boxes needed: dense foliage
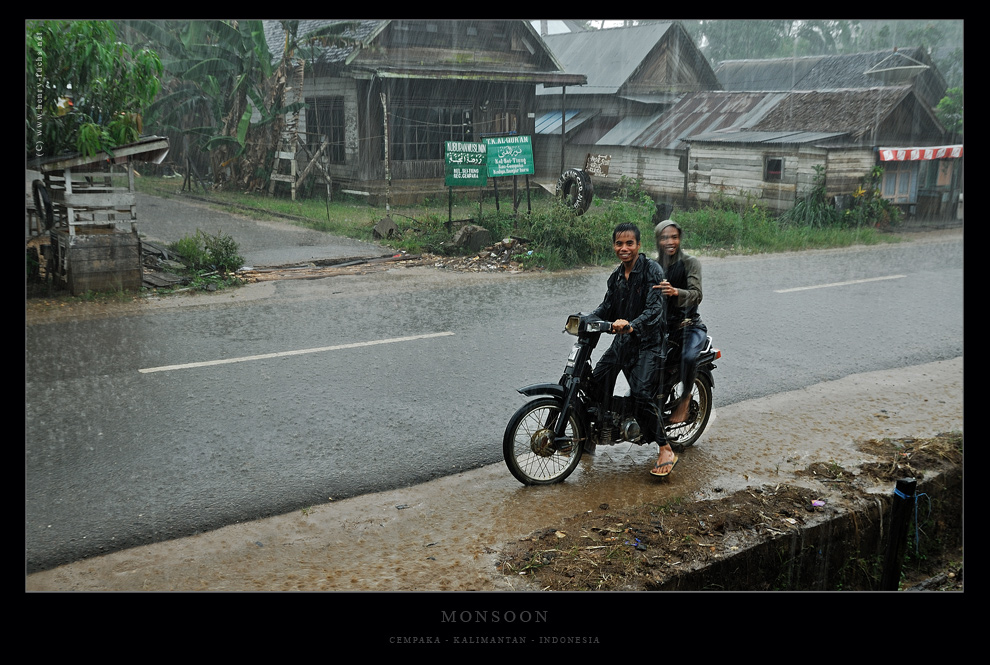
[27,20,163,158]
[121,19,357,192]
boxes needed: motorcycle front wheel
[503,397,584,485]
[664,374,713,450]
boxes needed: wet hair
[612,222,641,243]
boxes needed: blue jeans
[672,324,707,401]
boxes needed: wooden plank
[58,192,136,208]
[61,231,143,294]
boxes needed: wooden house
[532,21,720,184]
[680,86,949,213]
[566,44,959,218]
[615,85,950,214]
[263,20,585,204]
[690,48,961,217]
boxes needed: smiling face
[613,230,641,269]
[657,225,681,258]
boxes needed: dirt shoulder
[498,432,962,591]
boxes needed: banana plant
[126,19,358,191]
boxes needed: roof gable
[264,19,575,82]
[538,21,718,96]
[541,23,673,95]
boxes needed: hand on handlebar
[612,319,632,334]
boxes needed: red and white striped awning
[879,145,963,161]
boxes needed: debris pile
[431,236,537,273]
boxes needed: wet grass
[134,175,901,270]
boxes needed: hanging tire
[32,180,54,231]
[555,168,594,215]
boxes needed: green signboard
[483,134,534,177]
[444,141,488,187]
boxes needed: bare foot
[669,399,689,424]
[650,443,678,477]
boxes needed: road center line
[775,274,905,293]
[138,331,456,374]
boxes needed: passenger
[654,220,708,425]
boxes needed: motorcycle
[503,312,720,485]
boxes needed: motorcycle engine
[619,417,640,441]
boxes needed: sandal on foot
[650,455,679,477]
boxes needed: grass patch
[134,174,900,271]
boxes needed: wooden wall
[535,136,878,213]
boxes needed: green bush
[167,230,243,273]
[203,230,244,273]
[512,179,656,270]
[522,202,614,269]
[168,232,210,270]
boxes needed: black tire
[32,180,54,231]
[503,397,584,485]
[555,168,594,215]
[664,373,713,450]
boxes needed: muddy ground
[498,433,962,591]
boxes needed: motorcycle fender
[517,383,566,399]
[698,366,715,388]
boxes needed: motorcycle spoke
[504,399,583,484]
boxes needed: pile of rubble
[431,236,537,273]
[377,218,538,273]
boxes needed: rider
[654,219,707,425]
[589,222,678,477]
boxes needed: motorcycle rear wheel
[503,397,584,485]
[664,374,713,450]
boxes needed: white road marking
[775,274,905,293]
[138,332,455,374]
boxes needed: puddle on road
[492,441,711,530]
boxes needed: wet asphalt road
[24,193,964,573]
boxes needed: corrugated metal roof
[685,129,846,145]
[714,56,825,91]
[629,91,789,151]
[534,110,592,135]
[263,20,583,85]
[596,113,666,146]
[623,87,918,151]
[536,22,674,96]
[715,48,933,92]
[618,92,684,105]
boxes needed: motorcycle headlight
[564,315,581,336]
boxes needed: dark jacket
[592,254,666,348]
[655,219,704,329]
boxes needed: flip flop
[650,454,679,477]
